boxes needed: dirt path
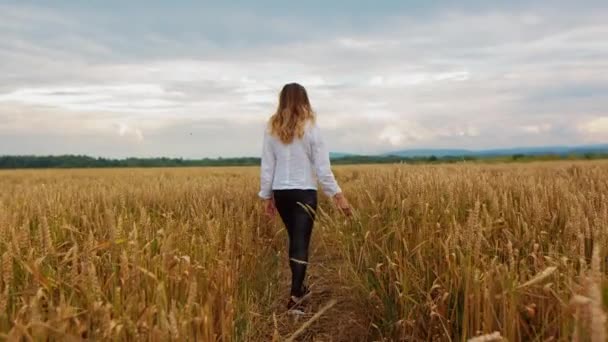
[264,226,370,341]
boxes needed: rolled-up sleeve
[258,130,276,199]
[311,125,342,197]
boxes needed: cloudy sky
[1,0,607,158]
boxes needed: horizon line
[1,142,607,160]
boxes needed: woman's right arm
[258,129,276,200]
[311,125,352,215]
[310,124,342,197]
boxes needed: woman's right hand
[333,193,352,217]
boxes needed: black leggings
[273,189,317,297]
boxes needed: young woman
[258,83,351,314]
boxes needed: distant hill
[383,149,473,158]
[329,152,355,159]
[2,144,608,169]
[385,144,608,158]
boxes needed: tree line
[1,153,607,169]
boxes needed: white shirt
[258,122,342,199]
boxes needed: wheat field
[0,162,607,341]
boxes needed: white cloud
[117,123,144,142]
[0,84,185,113]
[434,71,470,82]
[579,117,608,141]
[459,126,480,137]
[379,126,403,146]
[521,124,552,134]
[368,70,470,87]
[336,37,400,50]
[378,121,439,147]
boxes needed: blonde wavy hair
[269,83,316,144]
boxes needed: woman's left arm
[258,129,276,200]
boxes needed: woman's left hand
[263,199,277,218]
